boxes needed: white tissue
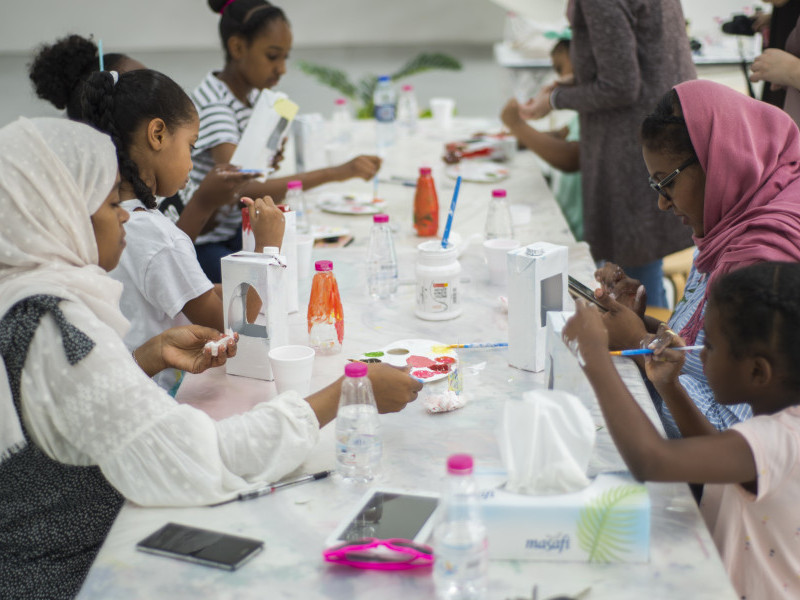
[499,390,595,495]
[204,329,235,357]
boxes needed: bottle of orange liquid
[414,167,439,237]
[307,260,344,354]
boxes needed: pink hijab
[675,80,800,343]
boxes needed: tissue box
[545,311,595,409]
[507,242,569,372]
[222,251,289,380]
[480,473,650,563]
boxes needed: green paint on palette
[364,351,384,357]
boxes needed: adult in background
[522,0,696,307]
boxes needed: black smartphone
[568,276,608,312]
[136,523,263,571]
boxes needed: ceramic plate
[310,224,351,240]
[317,192,386,215]
[445,162,509,183]
[352,338,458,383]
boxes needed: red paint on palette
[429,363,450,373]
[413,369,436,379]
[435,356,456,364]
[406,355,434,368]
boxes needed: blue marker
[610,345,704,357]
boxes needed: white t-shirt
[701,406,800,600]
[109,199,214,391]
[21,298,319,506]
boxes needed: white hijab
[0,117,129,459]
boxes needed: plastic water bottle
[484,189,513,240]
[330,97,353,147]
[434,454,489,600]
[373,75,397,153]
[397,84,419,136]
[285,180,310,234]
[335,362,382,482]
[307,260,344,354]
[367,213,398,299]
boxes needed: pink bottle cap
[315,260,333,272]
[345,362,368,378]
[287,180,303,190]
[447,454,474,475]
[402,84,414,91]
[334,98,347,105]
[492,189,507,198]
[373,214,389,223]
[419,167,432,176]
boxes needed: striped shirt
[653,255,753,438]
[183,71,259,244]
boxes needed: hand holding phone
[568,276,608,312]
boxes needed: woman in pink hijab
[593,79,800,438]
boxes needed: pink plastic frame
[322,538,434,571]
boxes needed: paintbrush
[610,345,703,357]
[432,342,508,352]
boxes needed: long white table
[77,120,736,599]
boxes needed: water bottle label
[375,104,396,123]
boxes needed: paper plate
[352,338,458,383]
[310,224,351,240]
[317,192,386,215]
[445,162,509,183]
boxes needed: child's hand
[243,196,286,250]
[594,262,646,317]
[161,325,238,374]
[518,82,556,121]
[500,98,524,129]
[366,363,423,414]
[195,165,260,211]
[338,155,382,181]
[562,298,609,363]
[643,324,686,387]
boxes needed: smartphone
[136,523,263,571]
[568,276,608,312]
[326,488,439,547]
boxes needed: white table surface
[77,120,736,600]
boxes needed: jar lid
[315,260,333,272]
[447,454,474,475]
[344,362,368,378]
[287,180,303,190]
[492,189,507,198]
[373,214,389,223]
[419,167,432,176]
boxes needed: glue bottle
[307,260,344,354]
[434,454,489,600]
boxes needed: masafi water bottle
[285,180,310,234]
[484,189,513,240]
[397,84,419,136]
[434,454,489,600]
[335,362,382,482]
[331,97,353,147]
[367,213,398,299]
[373,75,397,153]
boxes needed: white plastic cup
[483,238,521,286]
[268,345,315,395]
[430,97,455,130]
[296,234,314,280]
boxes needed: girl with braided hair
[592,80,800,438]
[30,37,286,392]
[564,261,800,600]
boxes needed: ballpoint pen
[610,345,704,357]
[210,470,332,506]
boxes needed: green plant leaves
[389,52,462,80]
[296,61,358,99]
[576,484,646,563]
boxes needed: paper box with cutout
[231,89,299,172]
[507,242,569,372]
[222,251,288,380]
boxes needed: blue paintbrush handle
[441,176,461,249]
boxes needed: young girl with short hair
[564,261,800,599]
[187,0,382,281]
[30,39,284,392]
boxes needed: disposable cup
[296,234,314,279]
[483,238,521,286]
[430,97,455,130]
[268,345,315,396]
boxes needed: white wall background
[0,0,766,55]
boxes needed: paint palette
[317,192,386,215]
[445,162,509,183]
[352,339,458,383]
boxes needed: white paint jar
[415,240,462,320]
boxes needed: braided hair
[208,0,288,62]
[710,262,800,391]
[78,70,196,209]
[640,89,697,160]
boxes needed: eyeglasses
[323,538,434,571]
[648,156,698,199]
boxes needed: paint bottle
[307,260,344,354]
[415,240,462,321]
[414,167,439,237]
